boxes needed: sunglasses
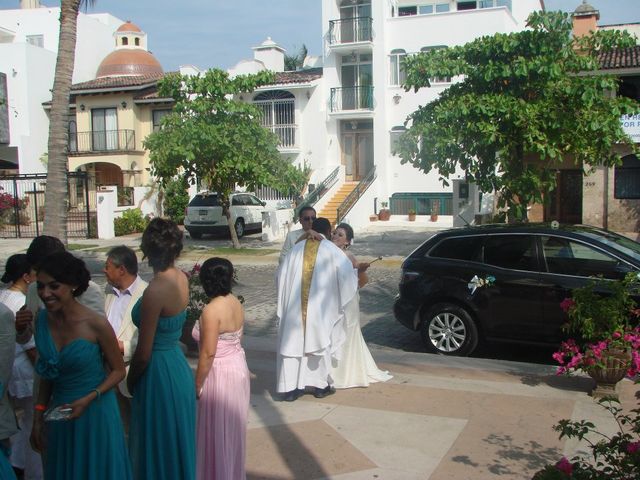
[302,216,316,221]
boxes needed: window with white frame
[26,34,44,48]
[389,49,407,86]
[420,45,451,84]
[457,0,511,11]
[253,91,296,148]
[396,2,450,16]
[390,126,407,155]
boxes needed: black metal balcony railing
[329,17,373,45]
[330,86,374,112]
[69,129,136,153]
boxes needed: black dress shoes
[313,386,335,399]
[283,389,302,402]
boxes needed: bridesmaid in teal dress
[128,218,196,480]
[31,252,132,479]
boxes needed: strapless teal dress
[129,298,196,480]
[34,311,132,480]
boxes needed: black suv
[393,224,640,356]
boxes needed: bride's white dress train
[332,293,392,388]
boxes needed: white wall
[0,6,122,174]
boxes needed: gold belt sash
[301,239,320,333]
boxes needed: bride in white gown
[330,223,392,389]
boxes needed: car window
[484,235,537,271]
[247,195,263,206]
[542,235,628,279]
[189,194,219,207]
[231,195,244,206]
[428,236,483,262]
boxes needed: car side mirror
[614,262,633,274]
[261,201,266,207]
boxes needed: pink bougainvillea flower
[555,457,573,475]
[560,298,576,313]
[626,441,640,454]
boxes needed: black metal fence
[0,172,95,238]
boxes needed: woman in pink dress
[193,258,250,480]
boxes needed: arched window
[134,38,140,46]
[253,91,296,148]
[122,37,128,46]
[614,154,640,199]
[420,45,451,83]
[389,49,407,86]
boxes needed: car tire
[420,303,478,356]
[234,218,245,238]
[187,230,202,239]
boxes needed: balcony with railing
[265,124,299,150]
[328,17,373,48]
[329,86,374,113]
[69,130,136,154]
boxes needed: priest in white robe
[276,218,358,401]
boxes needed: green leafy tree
[162,176,190,224]
[144,69,307,248]
[398,11,639,221]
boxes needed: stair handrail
[295,166,340,220]
[336,166,377,224]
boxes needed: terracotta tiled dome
[96,49,163,78]
[117,21,142,33]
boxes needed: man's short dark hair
[311,217,332,238]
[107,245,139,276]
[26,235,65,269]
[299,206,316,218]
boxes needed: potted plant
[377,201,391,221]
[430,200,439,222]
[408,209,416,222]
[553,272,640,398]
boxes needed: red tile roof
[598,45,640,70]
[272,68,323,85]
[70,73,165,91]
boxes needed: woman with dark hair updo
[128,218,195,480]
[30,251,131,479]
[0,255,42,479]
[330,223,392,389]
[192,257,249,480]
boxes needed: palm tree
[44,0,93,242]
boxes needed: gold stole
[301,239,320,333]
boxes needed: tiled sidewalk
[239,335,637,480]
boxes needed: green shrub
[114,208,149,236]
[163,177,190,225]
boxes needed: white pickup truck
[183,191,266,239]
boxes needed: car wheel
[420,303,478,356]
[234,218,245,238]
[187,230,202,240]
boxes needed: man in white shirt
[276,218,358,401]
[278,206,317,269]
[104,246,147,426]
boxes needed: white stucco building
[0,0,123,174]
[231,1,544,228]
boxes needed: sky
[0,0,638,72]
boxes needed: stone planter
[369,214,378,222]
[586,349,631,399]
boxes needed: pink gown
[193,324,250,480]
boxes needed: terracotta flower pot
[369,214,378,222]
[378,209,391,221]
[408,213,416,221]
